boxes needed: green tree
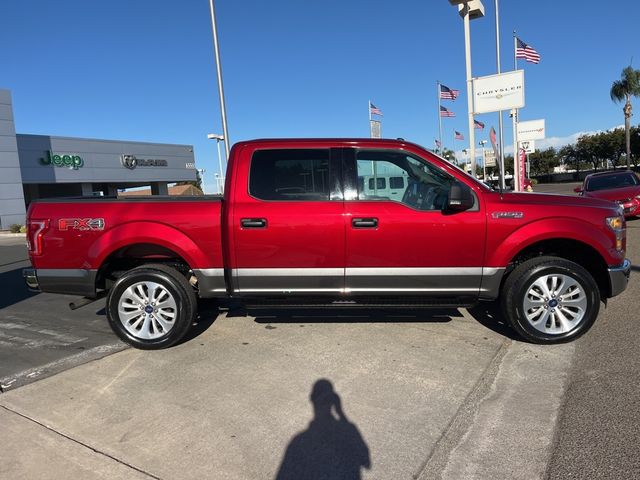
[610,66,640,168]
[529,147,559,176]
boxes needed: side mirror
[448,183,475,212]
[573,186,583,194]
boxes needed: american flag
[455,131,464,141]
[435,139,442,149]
[369,102,383,116]
[490,127,497,150]
[516,38,541,64]
[440,84,460,100]
[474,119,485,130]
[440,106,455,117]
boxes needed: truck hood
[583,185,640,202]
[496,192,619,212]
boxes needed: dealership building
[0,88,197,228]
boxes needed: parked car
[575,170,640,218]
[23,139,630,349]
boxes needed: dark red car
[575,170,640,218]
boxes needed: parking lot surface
[0,182,636,479]
[0,236,126,391]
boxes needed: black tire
[106,264,197,349]
[501,256,600,344]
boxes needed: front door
[343,148,487,296]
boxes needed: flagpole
[437,81,444,155]
[512,31,520,191]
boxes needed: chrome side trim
[608,259,631,298]
[236,288,344,293]
[36,269,97,297]
[192,268,227,298]
[346,267,483,276]
[236,268,343,277]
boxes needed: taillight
[27,219,49,256]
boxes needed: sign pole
[463,5,477,178]
[512,31,521,191]
[437,81,444,154]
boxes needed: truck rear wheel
[106,264,197,349]
[501,256,600,344]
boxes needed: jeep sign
[39,151,84,170]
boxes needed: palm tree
[610,66,640,169]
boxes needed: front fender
[486,217,618,267]
[87,221,210,269]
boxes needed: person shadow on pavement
[275,379,371,480]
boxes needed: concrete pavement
[0,304,576,479]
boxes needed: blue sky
[2,0,637,192]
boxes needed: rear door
[343,148,487,296]
[230,146,345,294]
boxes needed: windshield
[586,173,639,192]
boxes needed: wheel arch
[501,237,611,299]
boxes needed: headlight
[606,215,625,252]
[606,215,624,231]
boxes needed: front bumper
[23,268,40,291]
[608,259,631,297]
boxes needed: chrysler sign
[121,154,168,169]
[472,70,525,114]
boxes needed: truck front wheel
[501,256,600,344]
[106,264,197,349]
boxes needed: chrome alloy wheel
[522,273,588,335]
[117,281,177,340]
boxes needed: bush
[531,178,539,185]
[9,224,23,233]
[19,225,27,233]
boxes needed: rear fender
[88,221,209,269]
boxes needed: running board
[241,295,477,309]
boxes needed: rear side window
[249,149,330,201]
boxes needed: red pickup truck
[23,139,630,349]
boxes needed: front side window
[250,149,330,201]
[356,150,457,211]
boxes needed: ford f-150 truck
[23,139,631,349]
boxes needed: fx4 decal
[58,218,105,231]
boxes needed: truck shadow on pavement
[274,378,371,480]
[0,267,39,309]
[248,304,522,341]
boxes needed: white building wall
[0,89,26,228]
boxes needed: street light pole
[479,140,487,180]
[462,4,477,178]
[208,0,230,159]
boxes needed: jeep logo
[39,151,84,170]
[121,154,168,169]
